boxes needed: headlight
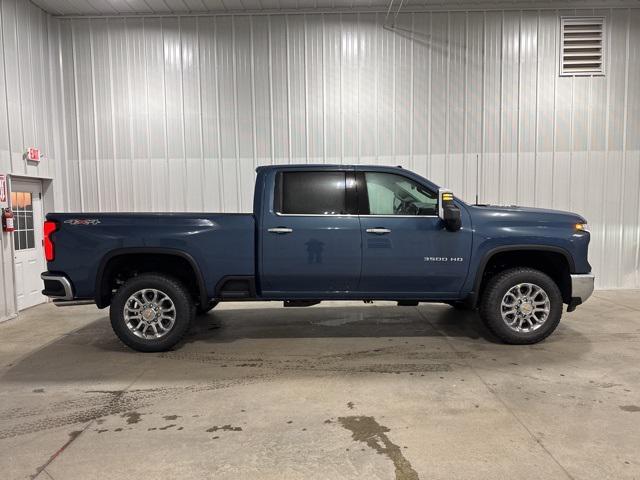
[575,223,589,232]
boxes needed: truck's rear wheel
[110,273,195,352]
[479,267,563,344]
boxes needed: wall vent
[560,17,605,76]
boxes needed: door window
[10,192,35,250]
[276,171,349,215]
[363,172,437,216]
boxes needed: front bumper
[567,273,595,311]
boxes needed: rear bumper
[41,272,74,300]
[567,273,595,311]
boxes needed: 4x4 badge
[64,219,101,225]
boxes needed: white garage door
[11,181,46,311]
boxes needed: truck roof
[255,164,440,192]
[255,164,406,172]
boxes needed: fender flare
[470,244,575,306]
[94,247,208,308]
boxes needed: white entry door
[11,181,46,310]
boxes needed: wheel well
[476,250,571,305]
[96,253,206,308]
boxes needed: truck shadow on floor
[185,303,494,344]
[1,304,590,385]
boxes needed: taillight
[44,221,58,261]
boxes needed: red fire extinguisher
[2,208,15,233]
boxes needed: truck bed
[46,212,255,302]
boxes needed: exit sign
[26,147,41,162]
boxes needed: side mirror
[438,188,462,232]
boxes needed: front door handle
[366,228,391,235]
[268,227,293,234]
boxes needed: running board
[53,299,95,307]
[283,300,321,307]
[397,300,419,306]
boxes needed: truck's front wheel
[110,273,195,352]
[479,267,563,344]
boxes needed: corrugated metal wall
[1,4,638,323]
[55,8,640,289]
[0,0,65,321]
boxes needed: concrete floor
[0,292,639,480]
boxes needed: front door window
[363,172,438,216]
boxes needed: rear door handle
[268,227,293,234]
[366,228,391,235]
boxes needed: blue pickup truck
[41,165,594,352]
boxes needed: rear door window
[277,171,349,215]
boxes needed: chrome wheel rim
[124,289,176,340]
[500,283,550,333]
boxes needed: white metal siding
[0,0,65,322]
[54,9,640,289]
[26,0,640,15]
[1,5,639,324]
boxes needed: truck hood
[468,204,587,224]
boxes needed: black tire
[110,273,195,352]
[479,267,563,344]
[197,301,219,315]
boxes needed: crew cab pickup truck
[41,165,594,352]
